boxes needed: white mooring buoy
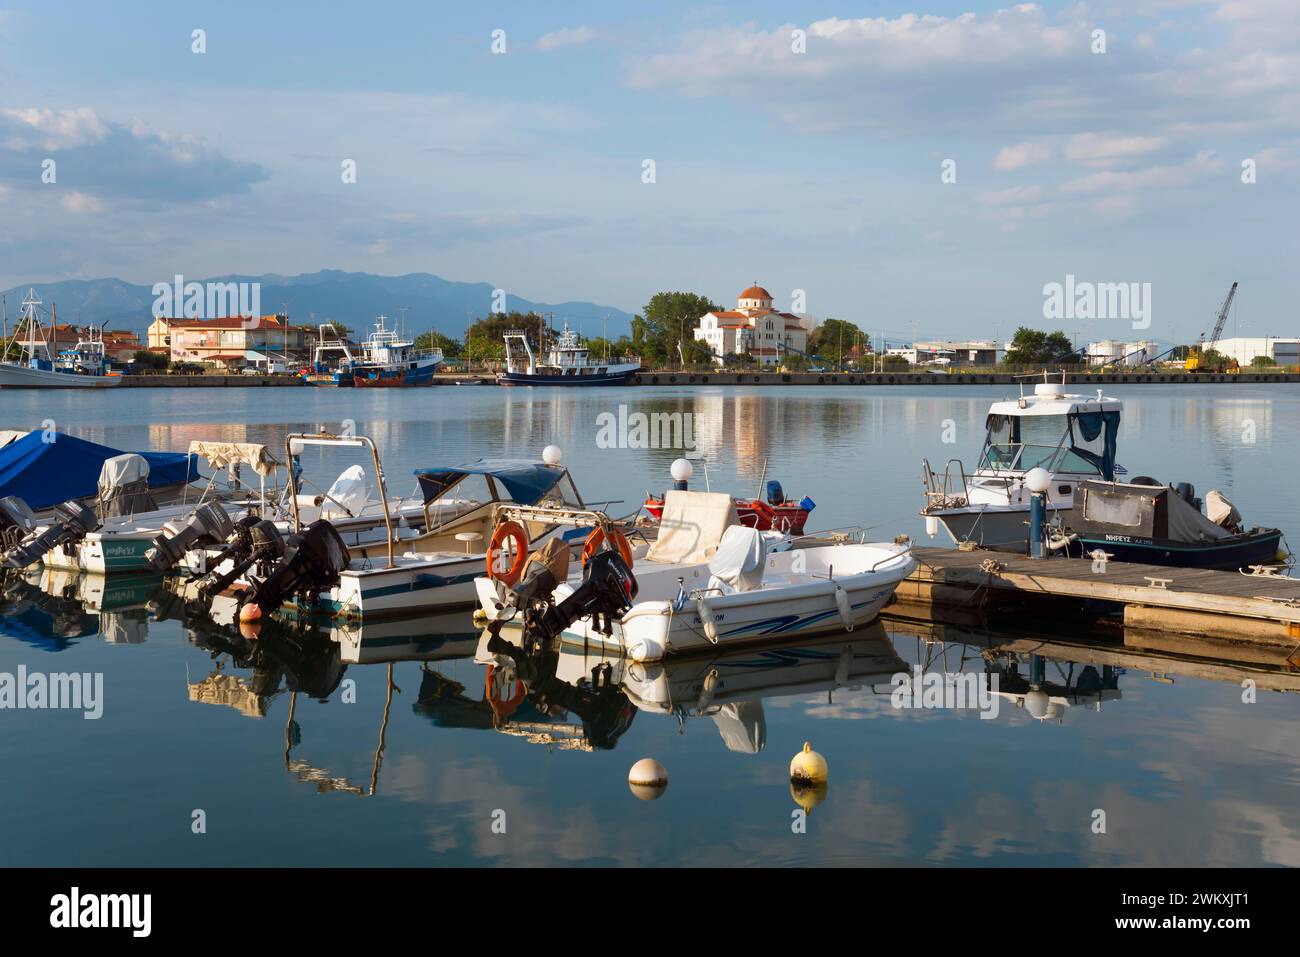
[628,758,669,801]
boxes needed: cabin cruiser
[921,375,1123,552]
[499,322,640,386]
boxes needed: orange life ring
[486,520,529,586]
[745,499,776,528]
[581,526,633,569]
[485,664,526,720]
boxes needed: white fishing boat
[477,491,916,662]
[0,290,123,389]
[499,322,640,386]
[921,372,1125,551]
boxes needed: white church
[693,284,810,366]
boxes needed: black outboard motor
[2,500,99,569]
[145,502,236,572]
[1174,482,1201,512]
[510,548,638,648]
[0,496,40,551]
[234,520,351,620]
[197,519,288,598]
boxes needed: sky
[0,0,1296,345]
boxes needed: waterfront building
[146,314,309,370]
[1213,337,1300,367]
[693,284,809,366]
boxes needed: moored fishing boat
[921,373,1125,552]
[349,315,443,387]
[0,290,123,389]
[499,322,639,386]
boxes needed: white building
[1213,337,1300,367]
[694,284,810,366]
[913,340,1003,366]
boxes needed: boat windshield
[979,411,1119,477]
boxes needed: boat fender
[834,583,854,632]
[695,595,720,643]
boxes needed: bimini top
[414,459,566,507]
[0,430,198,510]
[989,382,1122,418]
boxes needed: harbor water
[2,383,1299,866]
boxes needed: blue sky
[0,0,1296,344]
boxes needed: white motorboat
[478,491,916,662]
[499,321,640,386]
[921,373,1125,552]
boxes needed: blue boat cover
[0,430,198,510]
[414,459,564,506]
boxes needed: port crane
[1186,281,1238,372]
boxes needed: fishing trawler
[499,322,640,386]
[302,323,357,387]
[350,315,443,387]
[0,290,122,389]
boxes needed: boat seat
[706,525,767,595]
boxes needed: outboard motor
[197,519,289,598]
[1174,482,1201,512]
[0,496,40,551]
[766,480,785,506]
[234,520,351,620]
[2,500,99,570]
[145,502,236,572]
[506,548,638,648]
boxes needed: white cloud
[1060,150,1224,193]
[537,25,596,51]
[1064,132,1168,167]
[2,107,109,150]
[994,141,1054,171]
[61,191,106,214]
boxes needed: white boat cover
[187,441,281,477]
[0,430,26,449]
[645,490,739,565]
[1205,489,1242,529]
[711,700,766,754]
[98,453,150,490]
[320,464,368,519]
[707,525,767,593]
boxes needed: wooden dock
[892,546,1300,646]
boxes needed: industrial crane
[1186,281,1238,372]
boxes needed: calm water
[2,383,1298,866]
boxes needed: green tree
[1251,354,1277,368]
[1003,327,1075,366]
[723,351,758,368]
[881,354,911,370]
[638,292,717,368]
[807,318,868,365]
[781,353,810,371]
[465,335,505,362]
[414,331,462,358]
[131,350,170,371]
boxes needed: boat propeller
[1,499,100,570]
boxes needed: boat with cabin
[350,315,443,387]
[921,373,1124,552]
[499,322,640,386]
[0,290,123,389]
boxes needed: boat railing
[921,458,972,509]
[284,431,395,569]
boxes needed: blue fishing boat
[0,290,123,389]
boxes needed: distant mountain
[0,270,635,339]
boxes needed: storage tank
[1087,340,1123,367]
[1122,340,1158,366]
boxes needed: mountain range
[0,270,636,340]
